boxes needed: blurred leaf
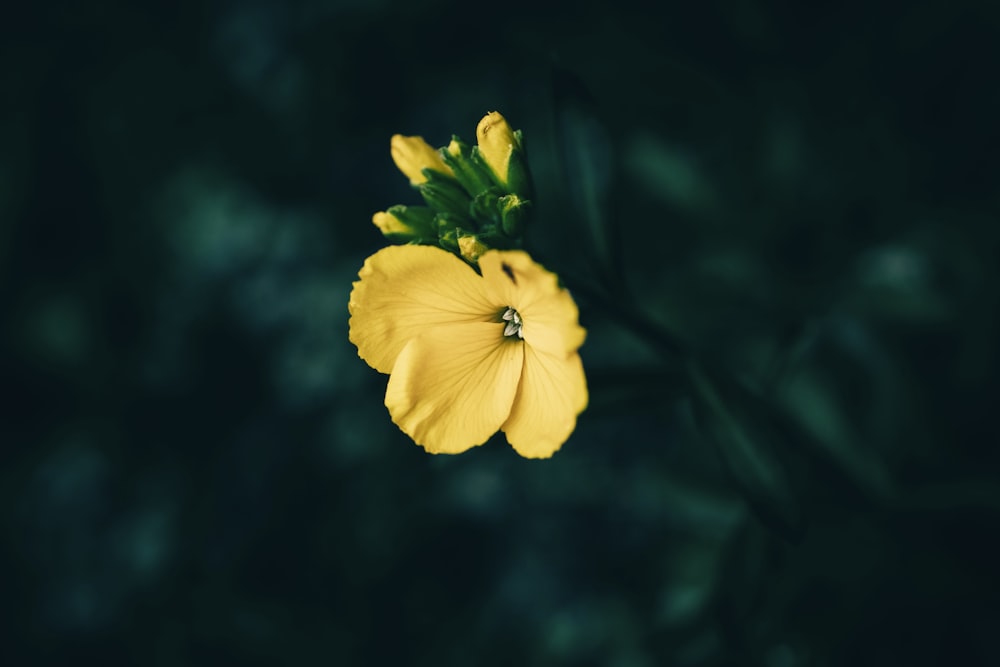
[778,367,896,502]
[586,367,684,414]
[625,133,721,218]
[772,317,900,504]
[687,361,804,541]
[658,539,728,628]
[0,113,31,276]
[550,66,618,279]
[850,243,952,324]
[713,517,774,651]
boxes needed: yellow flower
[476,111,517,187]
[390,134,455,185]
[348,245,587,458]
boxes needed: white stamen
[501,307,524,338]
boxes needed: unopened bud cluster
[372,112,533,264]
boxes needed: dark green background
[3,1,999,665]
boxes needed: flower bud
[372,205,437,242]
[498,194,531,238]
[470,191,500,226]
[391,135,455,185]
[441,136,497,197]
[474,112,531,195]
[458,234,489,263]
[418,170,473,222]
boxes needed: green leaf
[625,133,721,217]
[687,361,805,541]
[551,67,619,278]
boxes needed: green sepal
[470,190,501,228]
[498,194,531,238]
[418,169,473,221]
[434,212,465,238]
[440,137,496,198]
[469,145,503,191]
[505,129,533,198]
[372,205,439,244]
[437,226,467,254]
[472,222,519,251]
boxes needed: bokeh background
[3,1,999,665]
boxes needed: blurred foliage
[2,0,999,665]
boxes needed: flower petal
[349,246,496,373]
[480,250,586,357]
[502,347,588,459]
[386,323,524,454]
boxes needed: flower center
[501,306,524,339]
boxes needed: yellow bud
[372,211,412,236]
[458,235,489,263]
[371,206,437,240]
[476,111,516,186]
[390,135,455,185]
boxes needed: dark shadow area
[2,1,998,665]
